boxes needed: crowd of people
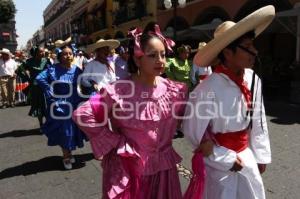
[0,5,276,199]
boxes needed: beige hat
[64,37,71,44]
[87,39,120,53]
[194,5,275,67]
[54,37,72,48]
[0,48,12,56]
[54,40,65,48]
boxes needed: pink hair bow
[128,28,144,57]
[128,25,175,57]
[149,24,175,53]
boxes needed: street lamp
[164,0,186,41]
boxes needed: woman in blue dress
[36,45,86,170]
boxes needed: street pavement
[0,100,299,199]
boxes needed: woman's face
[60,47,73,66]
[36,48,45,59]
[136,37,166,77]
[178,49,190,60]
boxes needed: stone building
[0,18,17,52]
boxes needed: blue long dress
[36,64,86,150]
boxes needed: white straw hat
[194,5,275,67]
[0,48,12,56]
[87,39,120,53]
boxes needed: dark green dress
[24,58,49,117]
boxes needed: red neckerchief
[214,65,252,110]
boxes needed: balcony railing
[113,0,148,26]
[44,2,72,27]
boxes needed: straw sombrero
[54,40,64,48]
[64,37,72,44]
[54,37,72,48]
[87,39,120,53]
[194,5,275,67]
[0,48,12,56]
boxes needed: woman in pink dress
[72,25,187,198]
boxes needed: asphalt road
[0,100,299,199]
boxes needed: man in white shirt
[183,6,275,199]
[74,51,88,70]
[81,39,120,96]
[0,48,18,108]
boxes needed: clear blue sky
[15,0,52,49]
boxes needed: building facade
[43,0,74,47]
[83,0,157,43]
[156,0,300,99]
[42,0,157,47]
[31,27,45,48]
[0,18,17,52]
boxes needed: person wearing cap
[182,6,275,199]
[0,48,18,108]
[81,39,120,96]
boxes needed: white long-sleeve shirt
[81,60,116,89]
[0,58,18,77]
[182,68,271,199]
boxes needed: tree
[0,0,16,24]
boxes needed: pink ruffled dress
[73,77,188,199]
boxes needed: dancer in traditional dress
[36,45,86,170]
[73,24,187,198]
[183,5,275,199]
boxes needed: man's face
[95,47,109,60]
[224,38,258,69]
[1,53,9,61]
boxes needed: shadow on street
[0,128,41,138]
[0,153,94,180]
[265,100,300,125]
